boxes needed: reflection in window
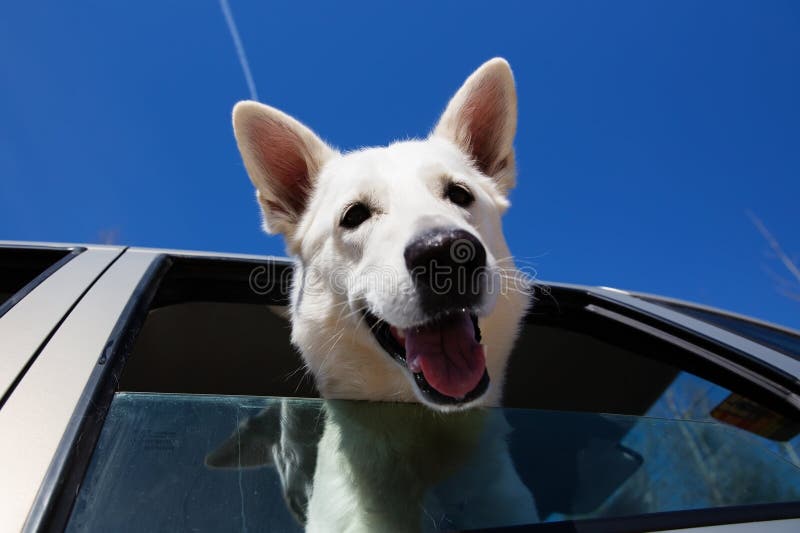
[68,393,800,531]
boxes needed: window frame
[4,249,800,532]
[636,292,800,360]
[0,248,158,533]
[588,286,800,386]
[633,291,800,341]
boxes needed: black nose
[404,228,487,313]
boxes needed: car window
[643,298,800,361]
[45,257,800,531]
[0,246,74,319]
[117,256,315,398]
[504,319,800,471]
[68,394,800,532]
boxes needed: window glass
[0,247,72,317]
[504,322,800,470]
[645,299,800,361]
[68,393,800,531]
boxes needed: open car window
[68,394,800,532]
[18,253,799,532]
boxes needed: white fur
[227,58,539,532]
[233,57,529,411]
[305,402,538,532]
[207,400,539,532]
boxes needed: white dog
[226,58,538,531]
[234,57,529,410]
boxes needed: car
[1,240,800,532]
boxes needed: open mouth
[363,309,489,405]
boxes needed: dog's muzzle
[362,228,491,407]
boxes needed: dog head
[233,58,530,411]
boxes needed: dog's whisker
[318,326,343,350]
[315,329,346,382]
[324,331,346,361]
[320,321,351,353]
[351,305,372,331]
[329,299,355,330]
[291,365,316,394]
[493,252,550,262]
[340,305,369,323]
[495,265,538,276]
[496,269,538,282]
[282,365,307,381]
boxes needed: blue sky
[2,1,799,330]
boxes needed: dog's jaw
[363,309,490,406]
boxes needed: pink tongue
[404,313,486,399]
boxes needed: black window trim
[531,284,800,398]
[590,289,800,394]
[645,296,800,361]
[635,291,800,340]
[527,284,800,421]
[585,304,800,412]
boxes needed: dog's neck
[306,401,488,532]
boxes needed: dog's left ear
[432,58,518,194]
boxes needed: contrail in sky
[747,209,800,291]
[219,0,259,101]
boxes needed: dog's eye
[445,183,475,208]
[340,202,371,229]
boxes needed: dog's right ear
[432,58,518,195]
[233,101,338,237]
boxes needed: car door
[4,249,800,532]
